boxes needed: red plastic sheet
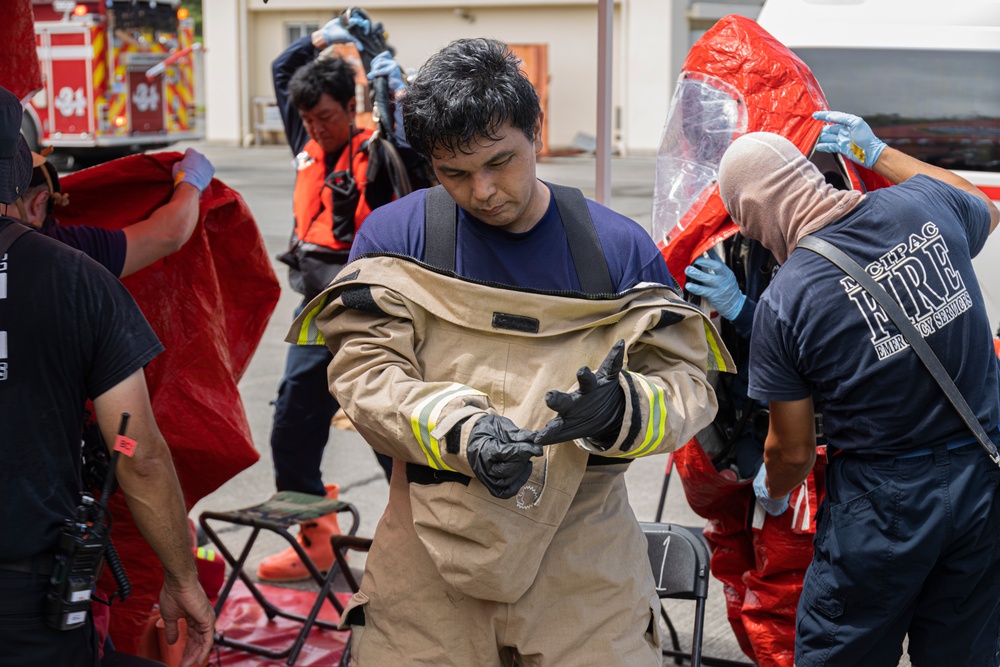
[56,153,280,653]
[0,0,43,101]
[133,580,351,667]
[659,14,890,286]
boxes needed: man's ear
[28,190,49,224]
[533,111,544,154]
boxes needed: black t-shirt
[44,224,128,277]
[0,219,163,561]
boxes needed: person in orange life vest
[260,25,411,582]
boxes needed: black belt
[0,552,56,575]
[406,454,627,486]
[586,453,628,466]
[406,463,471,486]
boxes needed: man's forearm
[763,397,817,498]
[272,36,316,154]
[763,441,815,499]
[94,371,199,585]
[120,183,200,277]
[874,147,1000,231]
[117,452,199,585]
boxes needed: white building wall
[244,5,617,152]
[203,0,244,146]
[203,0,762,153]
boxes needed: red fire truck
[23,0,202,165]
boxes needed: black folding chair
[328,534,374,667]
[641,521,755,667]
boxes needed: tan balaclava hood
[718,132,862,264]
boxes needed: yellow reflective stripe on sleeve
[410,384,485,470]
[296,294,330,346]
[704,321,728,372]
[623,372,668,458]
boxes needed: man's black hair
[402,38,540,159]
[288,56,356,111]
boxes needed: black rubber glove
[534,340,627,447]
[466,414,542,499]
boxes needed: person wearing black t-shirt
[0,85,215,667]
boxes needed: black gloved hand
[534,340,627,447]
[466,414,542,499]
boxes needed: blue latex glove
[320,16,369,50]
[172,148,214,193]
[813,110,887,169]
[753,464,789,517]
[684,256,746,320]
[367,51,406,93]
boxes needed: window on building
[796,48,999,171]
[286,22,319,46]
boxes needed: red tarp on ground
[212,581,351,666]
[0,0,43,101]
[133,580,352,666]
[659,14,891,286]
[58,152,280,653]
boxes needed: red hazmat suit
[657,14,891,666]
[657,14,890,289]
[58,153,279,653]
[673,440,826,666]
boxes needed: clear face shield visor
[652,73,747,246]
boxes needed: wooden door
[509,44,549,156]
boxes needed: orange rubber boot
[256,484,342,582]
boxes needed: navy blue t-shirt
[749,175,998,454]
[350,183,675,292]
[45,224,128,277]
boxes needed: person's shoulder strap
[422,183,614,292]
[423,185,457,272]
[798,234,1000,468]
[0,221,30,257]
[549,183,614,294]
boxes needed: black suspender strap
[0,221,30,257]
[548,183,613,294]
[422,183,614,294]
[798,234,1000,468]
[423,185,458,272]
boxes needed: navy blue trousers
[796,443,1000,667]
[270,316,391,495]
[270,342,339,496]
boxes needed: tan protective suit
[292,255,732,666]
